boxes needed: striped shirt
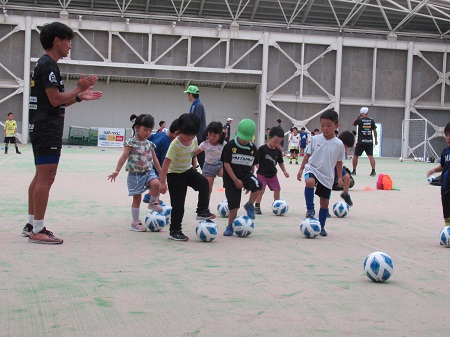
[166,136,197,174]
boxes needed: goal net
[401,119,438,161]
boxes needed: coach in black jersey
[352,107,378,177]
[24,22,102,244]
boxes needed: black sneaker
[196,210,216,220]
[320,228,328,236]
[340,192,353,206]
[255,206,262,215]
[351,170,356,175]
[168,230,189,241]
[305,209,315,218]
[369,171,376,177]
[22,223,33,237]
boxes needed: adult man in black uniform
[352,107,378,177]
[24,22,102,244]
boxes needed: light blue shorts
[201,162,223,177]
[127,170,158,196]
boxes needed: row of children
[109,108,354,241]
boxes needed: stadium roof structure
[4,0,450,40]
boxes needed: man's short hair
[40,22,74,50]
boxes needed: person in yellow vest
[4,112,21,154]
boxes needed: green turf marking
[94,298,113,307]
[281,290,304,297]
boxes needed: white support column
[258,32,269,147]
[333,36,343,112]
[402,41,414,158]
[22,17,32,144]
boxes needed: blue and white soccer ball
[159,203,172,224]
[439,227,450,247]
[299,218,321,238]
[232,215,254,237]
[363,251,394,282]
[217,200,229,218]
[144,211,166,232]
[427,175,436,184]
[272,199,289,216]
[333,201,350,218]
[195,220,219,242]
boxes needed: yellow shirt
[165,137,197,174]
[4,120,16,137]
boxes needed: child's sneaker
[130,220,147,232]
[320,228,328,236]
[148,202,163,212]
[223,225,234,236]
[295,161,299,164]
[289,161,292,164]
[369,170,376,177]
[255,206,262,215]
[305,209,315,218]
[28,227,63,244]
[143,194,151,203]
[244,203,255,219]
[351,170,356,175]
[327,212,331,218]
[22,223,33,237]
[196,210,216,220]
[340,192,353,206]
[168,230,189,241]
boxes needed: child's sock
[255,203,260,208]
[32,219,44,234]
[319,208,328,229]
[131,207,140,222]
[150,195,158,203]
[28,214,34,226]
[304,187,314,211]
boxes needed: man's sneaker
[148,202,163,212]
[22,223,33,237]
[143,194,150,203]
[320,228,328,236]
[255,206,262,215]
[340,192,353,206]
[223,225,234,236]
[351,170,356,175]
[196,210,216,220]
[369,171,376,177]
[168,230,189,241]
[28,227,63,244]
[244,203,256,219]
[305,209,315,218]
[130,220,147,232]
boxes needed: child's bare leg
[273,189,281,200]
[206,176,214,200]
[148,179,163,211]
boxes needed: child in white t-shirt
[194,121,227,200]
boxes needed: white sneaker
[130,220,147,232]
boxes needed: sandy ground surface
[0,145,447,337]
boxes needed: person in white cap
[352,107,378,176]
[224,117,233,142]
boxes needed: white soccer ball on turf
[332,201,350,218]
[363,251,394,282]
[217,200,229,218]
[439,227,450,247]
[299,218,321,238]
[195,219,219,242]
[271,199,289,216]
[232,215,254,237]
[144,211,166,232]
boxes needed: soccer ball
[399,157,403,162]
[299,218,321,238]
[195,220,219,242]
[427,175,435,184]
[217,200,229,218]
[332,201,350,218]
[439,227,450,247]
[271,199,289,216]
[363,251,394,282]
[159,203,172,224]
[232,215,254,237]
[144,211,166,232]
